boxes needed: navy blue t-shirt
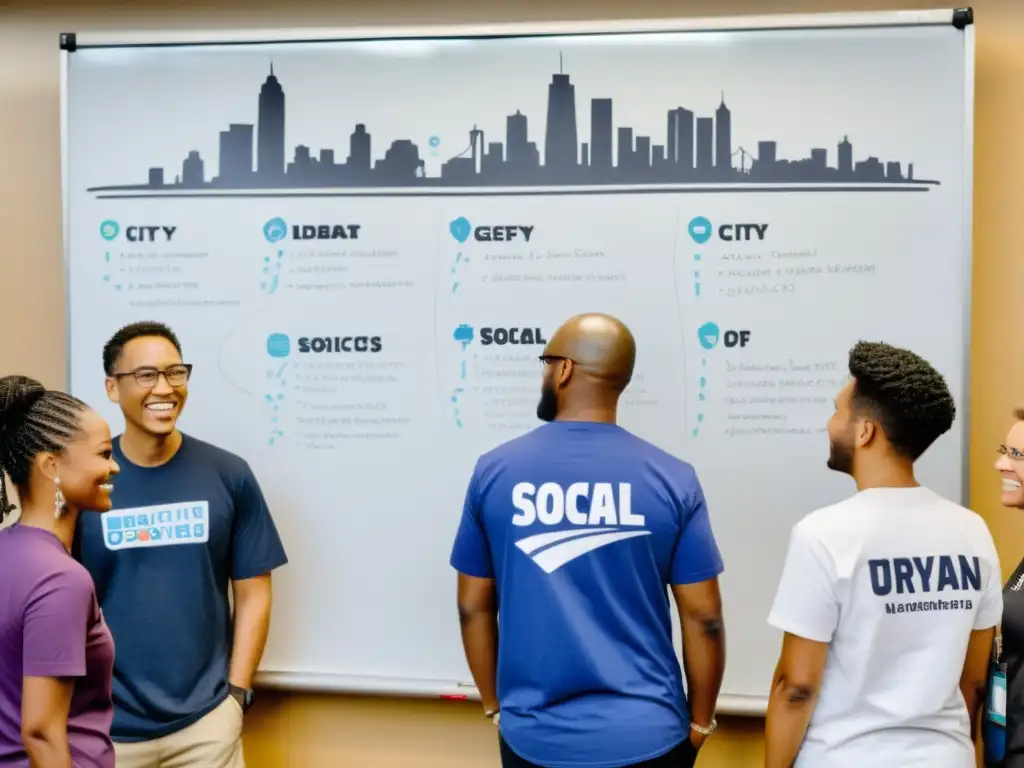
[75,434,288,742]
[450,421,724,768]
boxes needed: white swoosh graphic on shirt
[515,528,652,574]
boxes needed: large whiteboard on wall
[61,9,975,714]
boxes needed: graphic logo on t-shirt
[870,554,982,615]
[511,481,649,574]
[101,501,210,551]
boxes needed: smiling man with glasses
[74,321,288,768]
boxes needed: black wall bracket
[59,32,77,52]
[952,7,974,30]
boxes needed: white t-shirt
[768,486,1003,768]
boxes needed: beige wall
[2,0,1023,765]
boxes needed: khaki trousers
[114,697,245,768]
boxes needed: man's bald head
[536,313,636,422]
[544,313,636,390]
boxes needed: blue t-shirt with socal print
[450,421,724,768]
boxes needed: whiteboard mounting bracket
[952,7,974,30]
[59,32,78,52]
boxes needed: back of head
[848,341,955,461]
[0,375,88,519]
[550,313,636,389]
[538,313,637,422]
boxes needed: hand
[229,688,247,713]
[483,703,500,727]
[688,730,707,752]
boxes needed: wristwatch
[229,684,255,713]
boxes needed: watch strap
[229,684,254,712]
[690,718,717,736]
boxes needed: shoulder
[928,495,999,552]
[633,435,701,486]
[1,529,91,587]
[790,495,864,551]
[933,495,992,530]
[471,427,549,481]
[179,434,260,497]
[180,434,252,475]
[608,430,704,502]
[27,554,95,605]
[477,425,547,462]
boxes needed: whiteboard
[60,9,975,715]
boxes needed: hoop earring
[54,477,66,519]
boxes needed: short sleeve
[975,538,1004,630]
[449,466,494,579]
[231,463,289,580]
[22,568,93,678]
[669,474,725,585]
[767,524,839,643]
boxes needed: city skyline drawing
[86,56,939,195]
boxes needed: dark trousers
[499,736,698,768]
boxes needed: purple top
[0,525,115,767]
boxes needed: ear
[105,377,120,404]
[33,452,60,484]
[855,418,877,449]
[556,359,574,388]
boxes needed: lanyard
[985,635,1007,766]
[989,635,1007,725]
[988,661,1007,727]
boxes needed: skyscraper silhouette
[838,135,853,176]
[590,99,613,172]
[544,54,578,175]
[349,124,371,180]
[715,94,732,178]
[506,111,527,162]
[696,117,713,173]
[219,124,253,182]
[182,151,204,186]
[667,107,694,173]
[257,64,286,181]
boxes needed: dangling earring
[54,477,66,519]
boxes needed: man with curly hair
[764,341,1003,768]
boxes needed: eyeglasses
[538,355,572,365]
[998,445,1024,460]
[113,364,193,389]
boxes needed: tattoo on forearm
[786,684,814,704]
[701,617,723,639]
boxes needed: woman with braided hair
[0,375,119,767]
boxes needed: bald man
[450,313,726,768]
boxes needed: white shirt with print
[768,486,1003,768]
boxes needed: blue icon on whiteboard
[697,322,720,350]
[429,136,441,148]
[263,217,288,244]
[266,333,291,358]
[449,217,472,244]
[453,324,474,350]
[99,220,120,241]
[688,216,713,245]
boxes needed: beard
[827,436,854,474]
[536,383,559,422]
